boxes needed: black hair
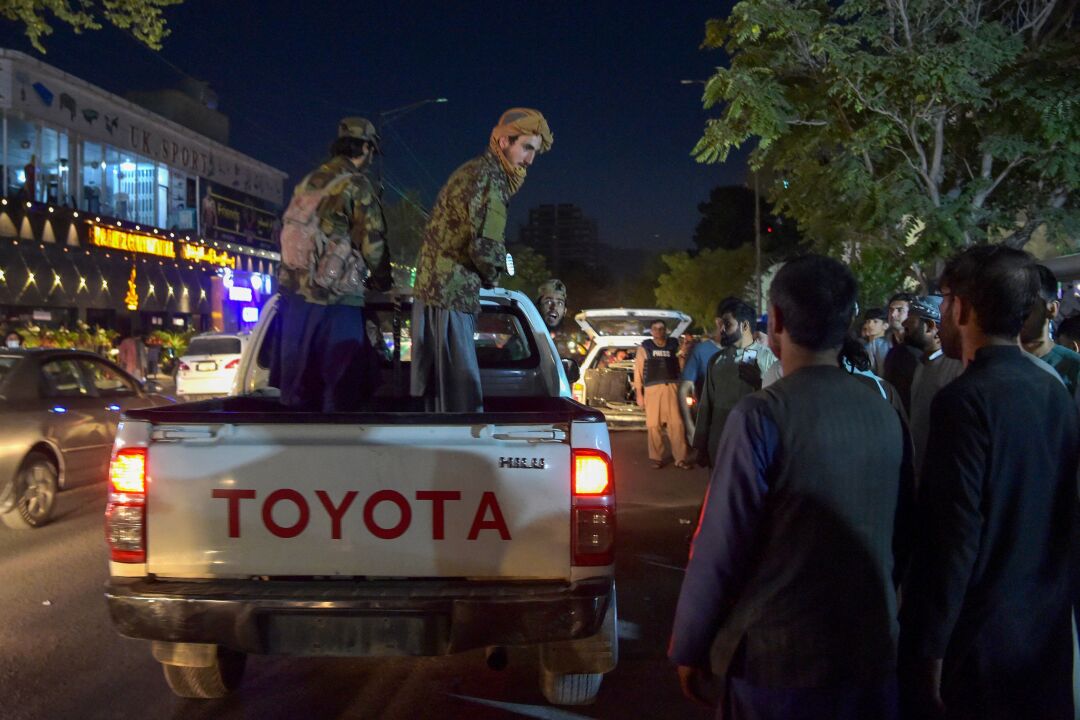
[888,292,916,307]
[715,296,742,319]
[864,308,886,322]
[1057,314,1080,342]
[724,300,756,329]
[939,245,1038,339]
[1034,264,1059,303]
[769,255,858,351]
[329,136,374,160]
[838,334,871,372]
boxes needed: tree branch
[972,154,1027,208]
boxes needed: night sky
[0,0,747,251]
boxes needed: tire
[539,669,603,706]
[1,452,58,529]
[161,648,247,699]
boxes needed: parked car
[0,349,174,529]
[175,332,248,401]
[571,308,692,429]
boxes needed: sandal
[674,461,695,470]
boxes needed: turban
[488,108,553,194]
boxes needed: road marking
[448,693,596,719]
[636,553,685,572]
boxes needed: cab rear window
[367,304,539,369]
[186,337,242,356]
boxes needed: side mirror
[561,358,580,384]
[143,379,163,394]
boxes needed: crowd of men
[668,248,1080,720]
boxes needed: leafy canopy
[1,0,182,53]
[694,0,1079,287]
[655,245,757,331]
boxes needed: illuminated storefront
[0,49,286,334]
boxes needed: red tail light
[106,447,147,563]
[571,449,615,566]
[224,358,240,370]
[179,362,191,372]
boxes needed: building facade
[0,49,286,336]
[517,203,600,276]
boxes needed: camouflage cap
[538,279,567,300]
[338,117,380,148]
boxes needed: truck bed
[125,395,605,426]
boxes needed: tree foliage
[501,244,552,298]
[1,0,182,53]
[654,245,757,331]
[694,0,1079,287]
[383,191,427,265]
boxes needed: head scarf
[488,108,553,195]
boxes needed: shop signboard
[0,51,285,205]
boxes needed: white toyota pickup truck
[103,289,617,706]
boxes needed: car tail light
[224,358,240,370]
[106,447,147,563]
[179,362,191,372]
[685,395,696,407]
[571,449,615,566]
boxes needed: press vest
[641,339,679,386]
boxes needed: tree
[654,245,757,331]
[501,244,552,298]
[694,185,758,251]
[694,184,804,260]
[382,190,428,287]
[1,1,183,53]
[693,0,1079,288]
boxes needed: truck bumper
[106,576,613,658]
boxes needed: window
[364,304,538,369]
[40,126,69,205]
[81,142,104,214]
[185,336,243,356]
[40,359,90,398]
[5,115,37,199]
[80,359,137,397]
[474,311,533,364]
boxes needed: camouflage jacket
[414,150,509,314]
[278,155,390,306]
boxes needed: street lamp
[377,97,448,129]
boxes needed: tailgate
[145,422,572,580]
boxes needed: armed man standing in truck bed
[411,108,553,412]
[272,117,392,412]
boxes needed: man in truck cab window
[272,117,393,412]
[411,108,553,412]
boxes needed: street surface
[0,431,713,720]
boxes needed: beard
[719,330,739,347]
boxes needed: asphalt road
[0,431,713,720]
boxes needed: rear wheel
[161,647,247,699]
[1,452,58,529]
